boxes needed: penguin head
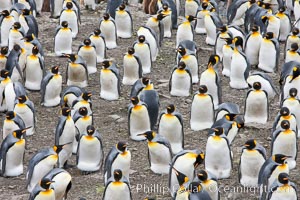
[244,139,257,150]
[53,142,70,154]
[102,60,110,69]
[61,107,71,117]
[173,167,189,186]
[290,67,300,83]
[138,35,146,43]
[225,113,238,121]
[263,3,271,10]
[289,88,298,98]
[131,96,139,105]
[186,15,196,22]
[83,38,91,46]
[251,25,259,32]
[197,170,208,181]
[188,182,202,193]
[119,3,126,10]
[13,127,31,139]
[0,46,8,55]
[278,173,289,185]
[17,95,27,104]
[116,141,128,152]
[127,47,135,55]
[166,104,175,114]
[13,44,21,52]
[66,2,73,9]
[162,3,169,11]
[13,22,21,30]
[248,0,256,4]
[253,82,261,90]
[61,21,69,28]
[272,154,291,164]
[32,46,39,55]
[207,55,220,67]
[194,152,205,168]
[157,13,167,21]
[280,107,290,116]
[278,7,285,13]
[202,2,208,9]
[113,169,123,181]
[211,127,224,136]
[86,125,95,136]
[291,43,299,51]
[51,66,59,74]
[78,107,88,116]
[233,36,243,48]
[217,25,227,33]
[142,77,150,86]
[257,1,264,7]
[280,120,290,130]
[40,178,54,190]
[5,111,15,120]
[64,54,77,62]
[198,85,208,94]
[0,69,9,79]
[94,28,101,36]
[103,13,110,20]
[261,15,269,24]
[177,46,186,56]
[23,34,34,42]
[138,131,155,141]
[178,61,186,70]
[292,28,299,36]
[82,92,92,101]
[1,10,10,17]
[22,9,30,15]
[264,32,274,40]
[210,7,216,12]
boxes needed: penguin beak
[137,133,146,137]
[172,167,179,175]
[22,126,32,133]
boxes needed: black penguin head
[263,3,271,9]
[102,60,110,69]
[292,28,299,35]
[186,15,196,22]
[291,66,300,81]
[5,111,15,120]
[198,85,208,94]
[119,3,126,10]
[289,88,298,98]
[251,25,259,32]
[202,2,208,9]
[86,125,95,136]
[65,54,76,62]
[1,10,10,17]
[83,38,91,46]
[78,107,88,116]
[173,167,189,186]
[32,46,39,55]
[278,173,289,185]
[194,152,205,168]
[223,37,233,45]
[177,46,186,56]
[113,169,123,181]
[178,61,186,70]
[66,2,73,9]
[23,34,34,42]
[291,43,298,51]
[156,13,166,21]
[278,7,285,13]
[225,113,237,121]
[280,120,290,130]
[51,66,59,74]
[13,22,21,29]
[280,107,290,116]
[0,69,9,78]
[17,95,27,104]
[82,92,92,101]
[0,46,8,55]
[116,141,128,152]
[13,127,30,139]
[61,107,71,116]
[208,55,220,67]
[22,9,30,15]
[40,178,54,190]
[265,32,274,40]
[162,3,169,10]
[188,182,202,193]
[131,96,139,105]
[217,25,227,33]
[166,104,175,114]
[197,170,208,181]
[248,0,256,4]
[273,154,290,164]
[127,47,135,55]
[94,28,101,36]
[253,82,261,90]
[138,131,155,141]
[142,77,150,86]
[103,13,110,20]
[13,44,21,52]
[61,21,69,28]
[210,7,216,12]
[138,35,146,43]
[212,127,224,136]
[233,36,243,48]
[244,139,257,150]
[53,143,69,154]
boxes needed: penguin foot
[81,170,98,175]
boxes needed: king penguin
[99,13,117,49]
[50,0,64,18]
[281,65,300,101]
[0,46,8,70]
[204,8,223,46]
[195,3,209,34]
[158,4,172,38]
[2,111,25,140]
[196,170,219,200]
[4,81,26,112]
[60,2,79,38]
[115,4,133,39]
[169,61,192,97]
[78,38,97,74]
[65,54,89,88]
[122,47,142,86]
[137,26,159,62]
[0,69,12,112]
[273,107,298,135]
[28,177,55,200]
[284,28,300,53]
[146,13,166,47]
[100,60,120,101]
[275,7,292,42]
[245,25,263,67]
[5,44,25,82]
[8,22,25,51]
[133,35,152,74]
[54,21,72,56]
[0,10,16,47]
[285,43,300,63]
[221,37,233,77]
[89,28,106,63]
[176,15,196,47]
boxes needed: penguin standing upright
[0,10,16,46]
[19,9,38,37]
[23,34,44,58]
[40,66,62,107]
[65,54,89,88]
[199,55,221,107]
[8,22,25,51]
[285,43,300,63]
[103,169,132,200]
[0,46,8,70]
[285,28,300,53]
[281,65,300,100]
[245,25,262,66]
[196,170,219,200]
[17,0,37,17]
[72,91,93,117]
[158,104,184,154]
[5,44,24,82]
[50,0,64,18]
[176,16,196,47]
[122,47,142,86]
[77,125,104,173]
[0,128,27,177]
[271,120,298,169]
[239,139,266,187]
[185,0,199,16]
[159,4,172,38]
[195,2,209,34]
[60,2,79,38]
[2,111,25,140]
[89,28,106,63]
[104,141,131,185]
[146,13,166,46]
[24,45,44,91]
[54,21,73,56]
[115,4,132,39]
[273,107,298,135]
[261,14,280,39]
[137,26,158,62]
[99,13,117,49]
[205,127,232,179]
[83,0,96,10]
[190,85,214,131]
[172,168,190,199]
[258,32,279,73]
[275,7,292,42]
[214,26,232,60]
[188,181,212,200]
[227,0,253,26]
[220,37,233,77]
[0,69,12,112]
[4,81,26,112]
[78,38,97,74]
[138,131,172,174]
[28,177,55,200]
[204,8,223,45]
[133,35,152,74]
[13,95,35,136]
[100,60,120,100]
[169,62,192,97]
[128,96,151,141]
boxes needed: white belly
[25,57,43,90]
[78,47,97,74]
[103,183,131,200]
[137,28,158,61]
[170,72,191,97]
[134,44,151,74]
[180,55,198,83]
[258,40,277,72]
[129,106,151,140]
[230,51,248,89]
[3,120,20,139]
[123,57,140,85]
[60,12,78,38]
[100,70,119,100]
[110,152,131,182]
[14,105,34,135]
[115,12,132,38]
[100,21,117,49]
[149,143,171,174]
[269,187,297,200]
[245,35,262,66]
[222,46,233,77]
[43,76,62,107]
[1,18,15,46]
[67,64,87,87]
[195,11,208,34]
[244,91,268,124]
[90,36,106,63]
[9,31,24,51]
[4,139,25,177]
[51,172,72,200]
[204,16,217,45]
[176,24,193,47]
[162,16,172,38]
[55,29,72,56]
[185,1,198,16]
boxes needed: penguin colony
[0,0,300,200]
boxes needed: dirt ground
[0,2,299,200]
